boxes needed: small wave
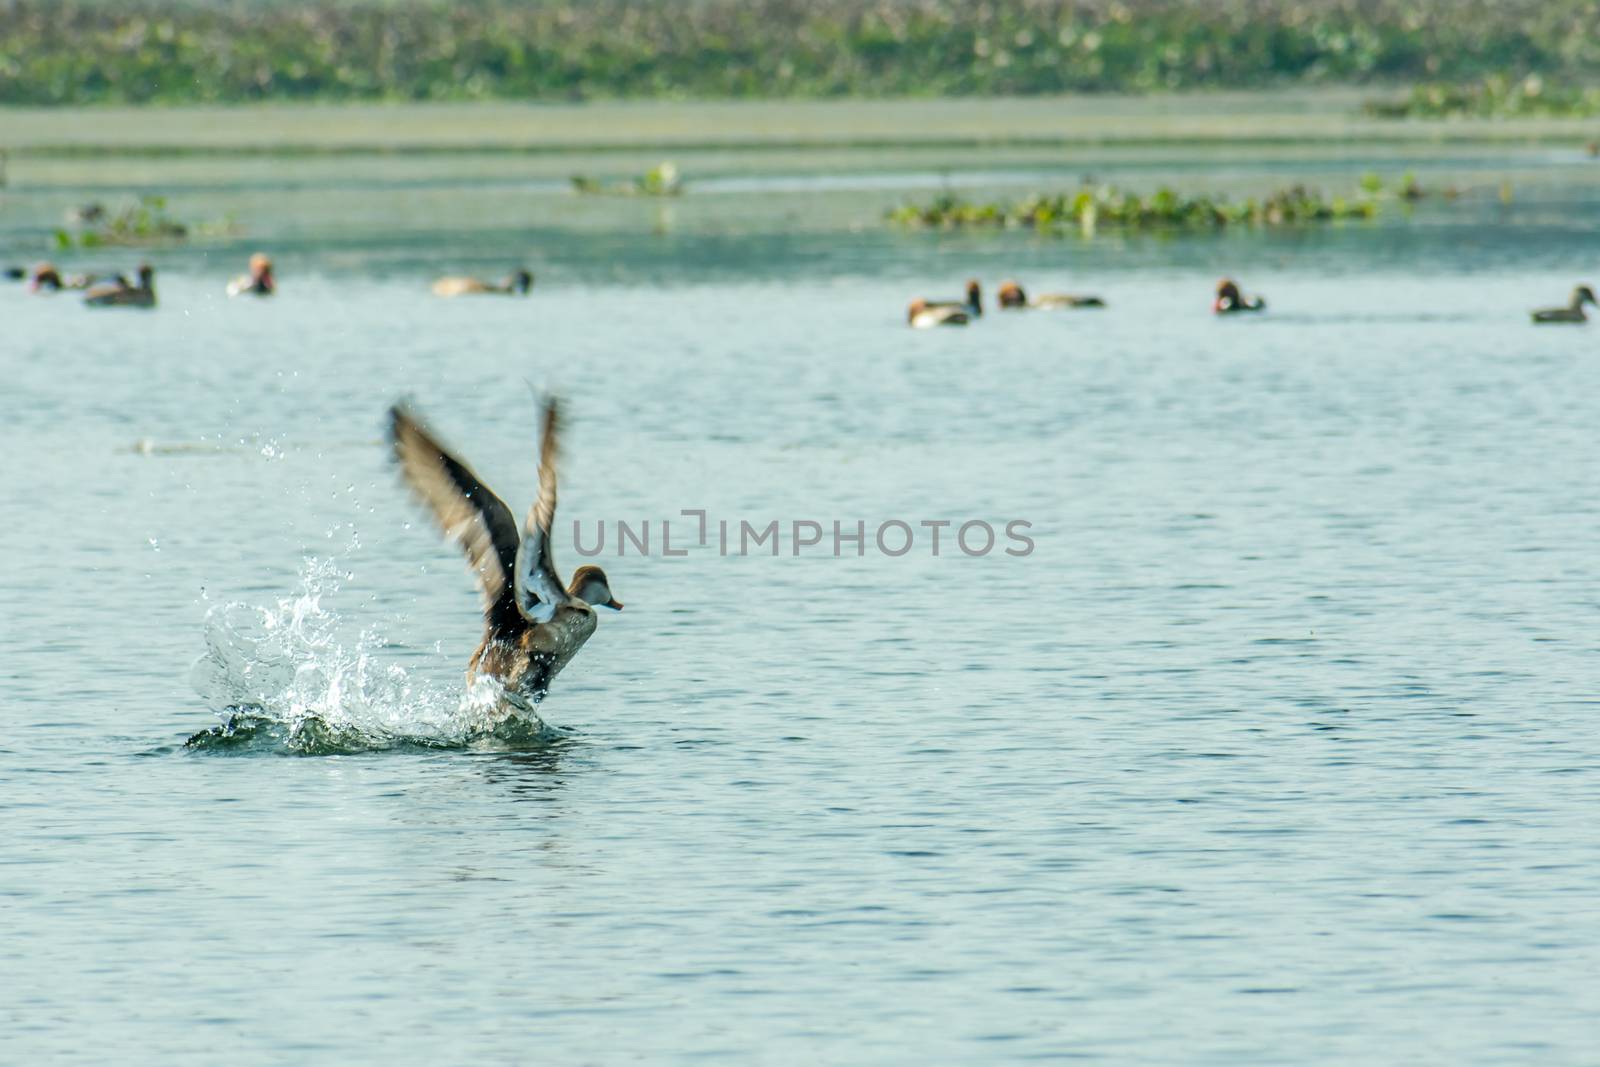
[184,705,561,755]
[187,557,559,754]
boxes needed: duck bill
[605,599,624,611]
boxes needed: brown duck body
[1030,293,1105,309]
[997,280,1104,310]
[85,264,156,308]
[1213,278,1265,314]
[1531,285,1596,324]
[907,298,969,328]
[432,269,533,297]
[469,604,598,706]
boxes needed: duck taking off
[431,269,533,297]
[389,397,622,716]
[1531,285,1597,324]
[1213,278,1265,314]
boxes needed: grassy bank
[1365,75,1600,119]
[2,0,1597,106]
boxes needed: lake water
[4,104,1600,1063]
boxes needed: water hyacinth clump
[887,181,1389,234]
[52,194,237,249]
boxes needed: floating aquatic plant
[53,195,236,249]
[884,173,1459,234]
[571,162,683,197]
[884,179,1421,234]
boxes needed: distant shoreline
[4,92,1600,157]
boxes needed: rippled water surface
[4,110,1600,1063]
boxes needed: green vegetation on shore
[1364,75,1600,119]
[2,0,1598,106]
[887,174,1442,233]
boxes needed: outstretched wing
[389,403,524,637]
[514,396,566,624]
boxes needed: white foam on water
[189,556,548,751]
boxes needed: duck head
[907,297,929,324]
[249,252,275,292]
[511,269,533,294]
[29,262,63,291]
[1574,285,1597,308]
[569,564,623,610]
[1214,278,1242,312]
[965,278,983,315]
[137,263,155,290]
[997,280,1027,308]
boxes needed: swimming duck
[907,298,969,328]
[389,397,622,716]
[1531,285,1597,324]
[923,279,982,318]
[226,253,275,297]
[28,263,65,291]
[83,264,155,308]
[431,269,533,297]
[997,280,1105,310]
[1213,278,1265,314]
[26,262,99,292]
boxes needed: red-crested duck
[27,262,99,292]
[1531,285,1597,324]
[28,263,65,292]
[227,253,276,297]
[907,298,969,328]
[389,397,622,716]
[997,280,1105,310]
[431,269,533,297]
[84,264,155,308]
[1213,278,1265,314]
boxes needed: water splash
[187,557,558,754]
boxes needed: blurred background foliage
[1,0,1597,108]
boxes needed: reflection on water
[477,745,573,800]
